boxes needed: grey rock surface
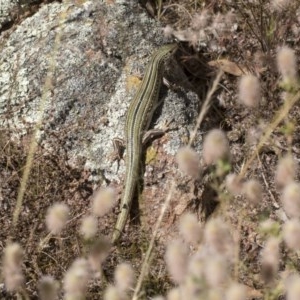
[0,0,199,184]
[0,0,18,30]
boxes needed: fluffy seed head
[261,237,280,282]
[114,262,135,293]
[38,276,58,300]
[92,187,115,217]
[4,268,24,292]
[46,203,69,234]
[225,173,243,195]
[64,258,91,299]
[165,239,189,284]
[187,251,205,280]
[163,25,174,39]
[242,179,262,205]
[88,237,111,272]
[246,125,263,146]
[181,275,203,299]
[103,285,121,300]
[275,154,297,188]
[167,288,181,300]
[179,212,202,245]
[187,31,201,48]
[238,75,261,107]
[4,243,23,267]
[203,129,230,165]
[211,13,227,34]
[277,46,298,85]
[176,146,201,178]
[271,0,293,11]
[204,254,228,287]
[207,289,223,300]
[286,274,300,300]
[3,243,24,292]
[225,10,237,27]
[204,217,234,259]
[191,10,211,29]
[80,215,98,240]
[225,283,247,300]
[281,181,300,218]
[283,219,300,251]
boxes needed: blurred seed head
[167,287,181,300]
[64,258,91,300]
[187,250,205,280]
[176,146,201,178]
[38,276,58,300]
[92,187,115,217]
[46,203,69,234]
[283,219,300,251]
[225,283,247,300]
[246,125,264,146]
[225,10,237,27]
[203,129,230,165]
[114,263,135,293]
[88,237,111,272]
[163,25,174,39]
[4,268,24,293]
[188,31,201,48]
[238,75,261,108]
[4,243,23,267]
[3,243,24,292]
[211,13,227,34]
[179,212,202,245]
[261,237,280,282]
[242,179,262,205]
[204,254,228,288]
[80,215,98,240]
[225,173,243,195]
[103,285,122,300]
[204,217,234,259]
[275,154,297,188]
[271,0,293,11]
[277,46,298,86]
[286,274,300,300]
[180,275,204,299]
[207,289,223,300]
[165,239,189,284]
[281,181,300,218]
[191,10,211,29]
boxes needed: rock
[0,0,198,184]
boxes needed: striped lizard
[112,44,178,243]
